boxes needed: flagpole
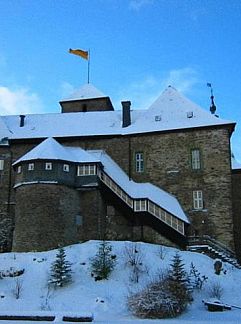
[87,49,90,84]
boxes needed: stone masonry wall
[6,124,235,252]
[12,184,80,252]
[232,171,241,260]
[129,127,234,249]
[0,146,15,251]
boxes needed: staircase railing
[187,235,240,268]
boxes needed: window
[193,190,203,210]
[45,162,52,170]
[135,152,144,173]
[134,199,147,212]
[191,149,201,170]
[17,165,22,174]
[0,160,4,171]
[77,164,96,176]
[63,164,70,172]
[28,163,34,171]
[75,215,83,226]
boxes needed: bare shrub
[12,278,23,299]
[189,262,208,290]
[124,243,148,283]
[40,286,54,311]
[208,281,223,300]
[156,245,168,260]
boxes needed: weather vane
[207,83,216,115]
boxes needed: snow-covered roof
[125,86,235,134]
[14,138,189,223]
[92,150,189,223]
[1,86,235,141]
[0,116,11,145]
[13,137,100,165]
[62,83,106,101]
[231,156,241,170]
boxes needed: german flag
[69,48,88,60]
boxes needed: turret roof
[13,137,99,165]
[61,83,106,101]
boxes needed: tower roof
[62,83,106,102]
[13,137,99,165]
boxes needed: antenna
[207,83,216,115]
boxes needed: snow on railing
[99,169,184,235]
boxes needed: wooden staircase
[187,235,241,269]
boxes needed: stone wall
[129,127,234,249]
[232,170,241,260]
[60,97,113,113]
[12,184,80,251]
[3,123,235,252]
[0,146,15,250]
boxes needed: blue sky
[0,0,240,160]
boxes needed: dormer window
[45,162,52,170]
[63,164,70,172]
[17,165,22,174]
[155,115,162,121]
[28,163,34,171]
[187,111,193,118]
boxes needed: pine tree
[167,252,192,312]
[90,240,116,280]
[48,247,72,288]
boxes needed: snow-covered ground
[0,241,241,323]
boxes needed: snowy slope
[0,241,241,323]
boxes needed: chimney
[122,101,131,128]
[19,115,25,127]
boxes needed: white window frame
[45,162,52,170]
[135,152,144,173]
[28,163,34,171]
[193,190,203,210]
[77,164,96,176]
[191,149,201,170]
[63,164,70,172]
[134,199,147,212]
[0,159,4,171]
[17,165,22,174]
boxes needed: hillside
[0,241,241,323]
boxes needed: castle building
[0,84,240,259]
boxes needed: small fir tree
[168,252,192,312]
[48,247,72,288]
[90,240,116,280]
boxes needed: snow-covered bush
[127,271,189,318]
[48,247,72,288]
[90,241,116,280]
[125,243,148,283]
